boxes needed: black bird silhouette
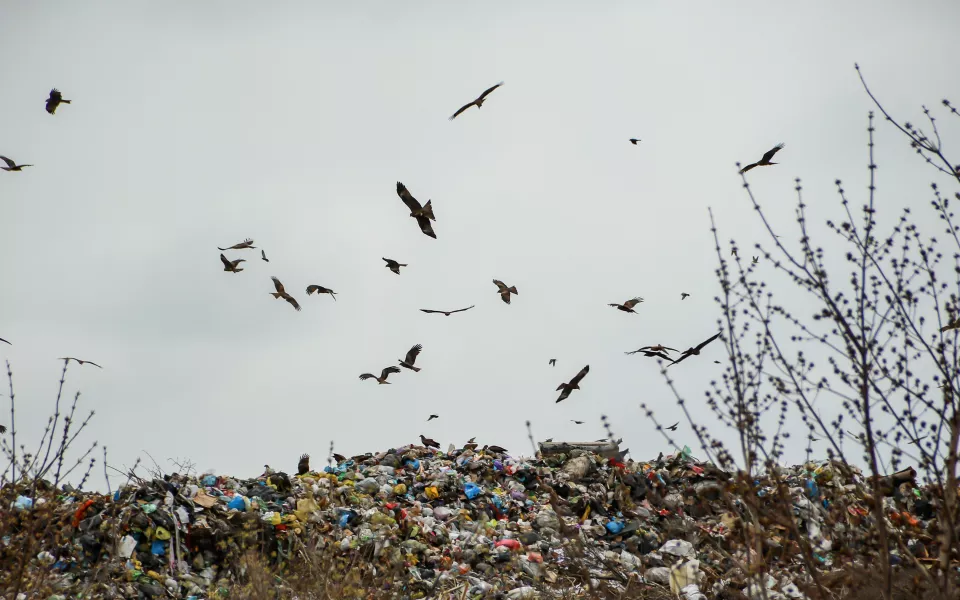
[549,359,556,366]
[739,143,785,174]
[399,344,423,372]
[220,253,245,273]
[665,422,679,432]
[608,297,644,313]
[420,305,475,316]
[752,256,759,264]
[483,444,507,454]
[571,420,584,425]
[218,238,255,251]
[625,349,675,363]
[297,454,310,475]
[332,453,346,463]
[0,156,33,172]
[270,277,301,311]
[556,365,590,403]
[359,366,401,385]
[449,82,504,120]
[261,250,269,262]
[396,182,436,239]
[306,285,337,300]
[669,332,722,367]
[629,138,641,145]
[0,425,6,434]
[59,357,103,369]
[45,89,71,114]
[383,258,407,274]
[681,293,690,300]
[427,414,439,421]
[420,434,440,449]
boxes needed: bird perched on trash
[218,238,255,251]
[268,471,292,494]
[45,89,71,114]
[359,366,401,384]
[544,438,553,443]
[297,454,310,475]
[493,279,518,304]
[396,182,436,239]
[383,258,407,275]
[449,82,504,120]
[420,305,475,316]
[483,444,508,454]
[420,434,440,449]
[306,284,337,301]
[669,332,722,367]
[549,359,556,366]
[681,293,690,300]
[608,297,644,313]
[629,138,641,145]
[59,357,103,369]
[665,422,679,432]
[399,344,423,372]
[0,156,33,172]
[0,337,10,345]
[556,365,590,403]
[571,420,584,425]
[220,253,245,273]
[261,250,269,262]
[270,277,301,311]
[427,414,439,421]
[739,143,785,174]
[332,453,346,464]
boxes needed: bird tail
[235,267,244,272]
[330,292,337,301]
[411,366,421,372]
[508,286,518,295]
[217,247,227,251]
[271,292,282,298]
[62,99,72,104]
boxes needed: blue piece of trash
[605,520,625,535]
[151,540,167,555]
[227,496,246,511]
[463,482,482,499]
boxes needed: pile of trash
[1,440,950,599]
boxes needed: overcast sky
[2,1,959,488]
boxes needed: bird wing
[451,305,475,313]
[359,373,376,380]
[261,250,268,260]
[283,294,301,311]
[492,279,508,293]
[404,344,422,365]
[86,361,103,369]
[0,156,15,168]
[0,337,10,345]
[298,454,310,474]
[569,364,590,386]
[738,162,758,174]
[556,387,572,403]
[761,143,785,163]
[625,348,642,355]
[50,89,62,100]
[272,277,285,294]
[694,331,722,352]
[415,216,437,238]
[381,366,401,379]
[396,182,423,212]
[220,254,232,268]
[477,82,504,101]
[623,297,644,309]
[383,258,397,267]
[449,101,477,120]
[420,309,441,314]
[649,352,675,362]
[306,285,319,295]
[667,351,694,368]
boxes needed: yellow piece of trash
[394,483,407,495]
[153,527,172,541]
[425,486,439,500]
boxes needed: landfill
[1,441,955,599]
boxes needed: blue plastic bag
[151,540,167,555]
[202,475,217,487]
[463,482,482,499]
[227,496,246,511]
[403,458,421,470]
[605,520,625,535]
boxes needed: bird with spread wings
[45,89,71,114]
[420,305,474,316]
[297,454,310,475]
[59,357,103,369]
[493,280,518,304]
[396,182,436,239]
[0,156,32,171]
[270,277,301,311]
[668,332,722,367]
[220,254,245,273]
[625,344,678,362]
[556,365,590,403]
[739,143,785,174]
[399,344,423,372]
[608,297,644,313]
[383,258,407,274]
[306,285,337,300]
[449,82,504,120]
[218,238,255,251]
[359,366,401,384]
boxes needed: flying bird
[220,253,245,273]
[752,256,759,264]
[396,182,437,239]
[669,332,723,367]
[556,365,590,403]
[297,454,310,475]
[331,453,346,464]
[218,238,255,251]
[0,337,10,345]
[665,422,679,432]
[940,319,960,333]
[627,349,675,362]
[261,250,269,262]
[399,344,423,372]
[359,366,401,384]
[383,258,407,274]
[549,359,556,366]
[306,285,337,301]
[270,276,301,311]
[427,414,439,421]
[731,248,738,257]
[0,156,32,172]
[629,138,641,145]
[630,344,677,354]
[739,143,785,174]
[45,88,71,114]
[449,82,504,120]
[493,279,518,304]
[681,293,690,300]
[420,305,475,316]
[59,357,103,369]
[608,297,644,313]
[420,434,440,449]
[571,420,584,425]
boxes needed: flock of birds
[2,83,792,446]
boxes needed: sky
[2,1,959,489]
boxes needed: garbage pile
[1,442,952,599]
